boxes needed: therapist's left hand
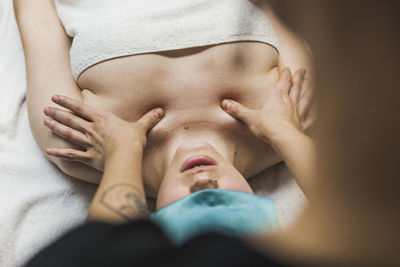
[221,67,313,145]
[43,95,164,171]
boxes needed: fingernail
[44,107,50,114]
[52,95,59,102]
[44,118,50,125]
[221,100,232,109]
[155,108,164,118]
[284,67,291,74]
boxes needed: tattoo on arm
[100,183,149,221]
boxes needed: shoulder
[254,1,313,75]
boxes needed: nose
[190,176,219,193]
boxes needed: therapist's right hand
[42,95,164,171]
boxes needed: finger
[44,117,91,148]
[44,106,91,134]
[299,76,313,105]
[302,109,316,136]
[290,68,306,103]
[52,95,98,121]
[137,108,164,132]
[221,99,253,125]
[298,85,313,118]
[275,67,293,94]
[45,147,92,164]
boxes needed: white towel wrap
[54,0,279,80]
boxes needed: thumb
[138,108,164,132]
[221,99,252,124]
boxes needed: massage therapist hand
[221,67,316,196]
[43,95,164,171]
[221,67,312,145]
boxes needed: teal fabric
[150,189,279,245]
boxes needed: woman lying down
[26,68,316,266]
[14,0,314,265]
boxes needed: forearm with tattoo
[99,183,149,221]
[87,148,149,223]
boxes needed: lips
[180,155,217,173]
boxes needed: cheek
[219,169,253,194]
[156,181,189,210]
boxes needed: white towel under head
[54,0,279,81]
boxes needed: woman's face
[156,141,253,210]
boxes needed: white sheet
[0,1,305,266]
[0,1,96,266]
